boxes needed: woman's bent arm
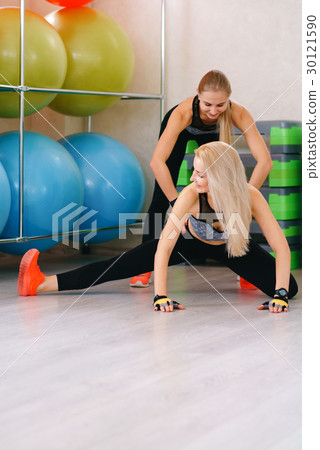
[232,102,273,189]
[150,98,193,202]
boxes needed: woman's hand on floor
[257,298,289,313]
[153,295,185,312]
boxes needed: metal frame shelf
[0,0,166,246]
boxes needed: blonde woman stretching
[18,142,297,314]
[130,69,273,287]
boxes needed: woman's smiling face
[197,89,229,121]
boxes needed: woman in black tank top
[130,69,273,287]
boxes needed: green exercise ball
[0,7,67,118]
[45,7,135,117]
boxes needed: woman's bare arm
[232,102,273,189]
[150,98,193,202]
[153,184,198,300]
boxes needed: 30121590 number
[306,15,317,74]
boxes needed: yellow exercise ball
[45,7,135,116]
[0,7,67,118]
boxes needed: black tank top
[186,96,232,136]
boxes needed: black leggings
[142,106,220,243]
[57,230,298,299]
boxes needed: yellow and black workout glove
[153,294,182,311]
[258,288,289,312]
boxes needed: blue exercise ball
[0,161,11,235]
[0,131,84,255]
[59,133,146,244]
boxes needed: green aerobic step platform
[269,154,301,187]
[260,187,302,220]
[270,126,302,154]
[177,159,193,186]
[234,120,302,136]
[240,153,301,187]
[250,219,302,245]
[261,243,301,270]
[185,140,199,155]
[177,140,198,186]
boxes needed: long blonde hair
[194,141,252,257]
[198,70,233,144]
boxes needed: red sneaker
[240,277,258,290]
[130,272,152,288]
[17,249,45,296]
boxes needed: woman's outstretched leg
[221,239,298,299]
[18,230,208,296]
[18,239,159,295]
[57,239,160,291]
[17,236,194,295]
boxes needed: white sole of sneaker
[129,281,150,288]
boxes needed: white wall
[0,0,302,252]
[165,0,302,120]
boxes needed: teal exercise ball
[0,162,11,235]
[59,133,145,244]
[45,7,135,116]
[0,131,84,255]
[0,7,67,118]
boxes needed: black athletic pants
[57,229,298,299]
[143,106,220,243]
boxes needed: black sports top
[186,96,232,136]
[189,193,228,242]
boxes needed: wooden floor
[0,253,302,450]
